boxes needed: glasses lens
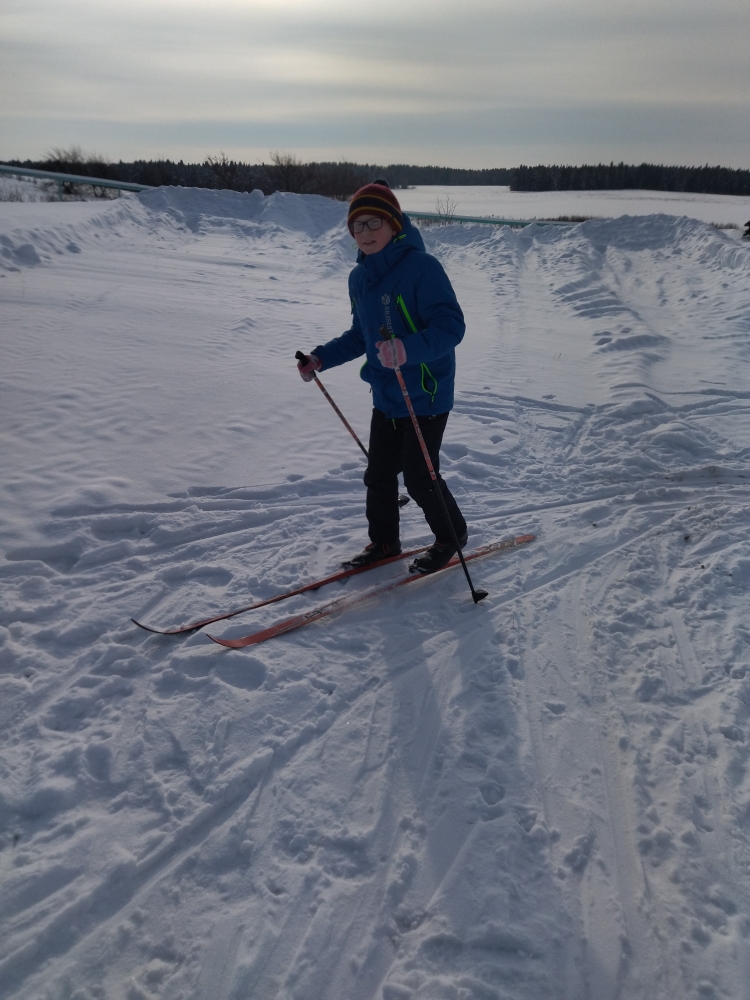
[353,217,384,234]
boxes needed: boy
[297,181,467,574]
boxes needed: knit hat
[348,181,403,235]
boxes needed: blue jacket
[314,216,465,418]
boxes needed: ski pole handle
[295,350,309,364]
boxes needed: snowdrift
[1,188,750,1000]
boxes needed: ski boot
[410,529,468,574]
[343,540,402,570]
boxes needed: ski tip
[131,617,158,633]
[207,632,250,649]
[131,617,198,636]
[206,633,229,647]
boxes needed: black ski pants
[364,407,467,546]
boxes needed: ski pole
[296,351,410,509]
[379,329,488,604]
[296,351,369,460]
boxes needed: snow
[2,186,750,1000]
[398,185,750,230]
[0,175,124,204]
[0,175,57,203]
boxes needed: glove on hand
[297,353,322,382]
[375,339,407,369]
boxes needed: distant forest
[3,151,512,197]
[4,150,749,197]
[513,162,750,195]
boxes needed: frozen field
[1,188,750,1000]
[399,185,750,230]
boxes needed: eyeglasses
[352,217,385,234]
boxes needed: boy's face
[353,214,395,256]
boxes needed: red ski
[208,535,535,649]
[131,545,429,635]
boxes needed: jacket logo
[381,294,390,305]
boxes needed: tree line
[3,149,748,198]
[512,162,750,195]
[4,150,513,197]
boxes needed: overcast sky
[2,0,748,167]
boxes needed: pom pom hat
[348,180,403,236]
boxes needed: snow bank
[1,188,750,1000]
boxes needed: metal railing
[0,164,154,200]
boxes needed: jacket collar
[357,215,425,286]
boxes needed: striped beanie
[348,180,403,235]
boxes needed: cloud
[1,0,748,164]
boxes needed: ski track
[1,189,750,1000]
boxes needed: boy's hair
[348,181,403,235]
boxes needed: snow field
[398,185,750,231]
[1,188,750,1000]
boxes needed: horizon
[6,153,750,174]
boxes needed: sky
[1,0,749,168]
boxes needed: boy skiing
[297,181,467,574]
